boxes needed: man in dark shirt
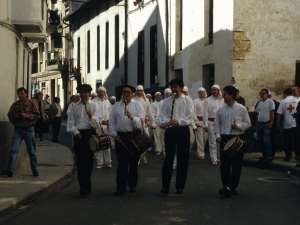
[235,86,245,106]
[2,87,40,177]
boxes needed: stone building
[0,0,47,170]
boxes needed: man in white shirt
[157,79,194,195]
[109,85,144,196]
[151,92,163,155]
[255,88,275,163]
[276,88,300,161]
[67,84,101,196]
[194,87,208,159]
[203,84,224,164]
[110,96,116,106]
[93,86,112,169]
[134,85,155,164]
[213,86,251,197]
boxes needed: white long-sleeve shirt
[203,95,224,127]
[67,100,101,136]
[213,102,251,138]
[157,94,194,128]
[151,100,163,127]
[134,96,154,126]
[93,97,111,122]
[109,99,144,138]
[193,97,206,125]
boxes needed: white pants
[189,126,195,151]
[195,123,208,157]
[154,127,164,153]
[95,125,112,165]
[140,127,150,158]
[208,122,220,162]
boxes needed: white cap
[164,88,172,94]
[268,91,272,96]
[110,96,116,100]
[75,93,80,96]
[211,84,220,90]
[146,94,151,97]
[91,92,97,96]
[136,85,144,91]
[183,86,188,92]
[198,87,206,92]
[97,86,107,92]
[155,92,161,96]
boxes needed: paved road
[5,124,299,225]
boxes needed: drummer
[213,86,251,197]
[67,84,101,196]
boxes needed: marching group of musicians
[66,79,251,197]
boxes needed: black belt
[221,134,244,137]
[258,121,270,124]
[16,126,33,130]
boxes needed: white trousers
[208,122,220,162]
[154,127,164,153]
[95,125,112,165]
[140,127,150,158]
[195,123,208,157]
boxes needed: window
[32,48,38,74]
[204,0,213,45]
[105,22,109,69]
[137,31,144,85]
[97,26,100,70]
[115,15,119,68]
[96,79,102,90]
[202,64,215,96]
[87,30,90,73]
[77,37,80,68]
[150,25,157,86]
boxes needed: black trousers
[115,130,141,192]
[162,126,190,190]
[74,129,95,190]
[52,117,62,142]
[34,117,44,139]
[283,127,299,157]
[220,135,244,190]
[270,128,277,158]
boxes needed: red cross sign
[287,104,295,113]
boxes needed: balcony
[46,10,60,34]
[11,0,47,33]
[23,33,47,43]
[46,64,68,72]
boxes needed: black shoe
[283,156,291,161]
[129,187,136,193]
[79,189,91,196]
[160,188,169,195]
[231,188,238,195]
[176,188,183,194]
[33,171,39,177]
[114,190,125,196]
[2,170,13,177]
[219,187,232,197]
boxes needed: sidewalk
[0,140,74,215]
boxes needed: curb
[0,167,74,216]
[243,159,300,179]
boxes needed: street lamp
[57,25,71,41]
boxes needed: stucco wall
[233,0,300,110]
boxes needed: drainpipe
[165,0,169,87]
[124,0,128,84]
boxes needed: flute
[124,97,127,116]
[167,93,176,128]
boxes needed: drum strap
[130,118,145,139]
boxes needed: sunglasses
[259,93,267,95]
[122,91,131,94]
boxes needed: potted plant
[55,8,59,14]
[51,0,58,4]
[54,55,62,64]
[63,57,68,65]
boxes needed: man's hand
[196,124,200,128]
[86,109,92,118]
[21,112,28,119]
[75,133,82,139]
[115,135,121,142]
[231,123,238,129]
[205,127,208,132]
[216,137,221,143]
[168,119,179,127]
[125,110,133,120]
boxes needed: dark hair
[168,79,184,88]
[54,97,60,103]
[77,84,93,92]
[17,87,27,93]
[284,88,293,95]
[260,89,269,94]
[223,86,238,100]
[35,92,43,100]
[70,95,75,100]
[121,85,136,93]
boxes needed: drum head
[224,137,237,151]
[88,135,98,152]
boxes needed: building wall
[233,0,300,110]
[171,0,234,99]
[72,1,125,97]
[127,0,167,88]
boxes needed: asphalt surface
[2,145,300,224]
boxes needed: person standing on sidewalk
[32,93,48,141]
[255,89,275,163]
[158,79,194,195]
[67,84,100,195]
[194,87,208,159]
[268,91,280,158]
[49,97,62,143]
[203,84,224,164]
[2,87,40,177]
[151,92,163,156]
[213,86,251,197]
[93,86,112,169]
[276,88,299,161]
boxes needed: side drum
[89,134,111,152]
[223,136,244,156]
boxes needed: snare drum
[223,136,244,156]
[89,134,111,152]
[131,132,152,154]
